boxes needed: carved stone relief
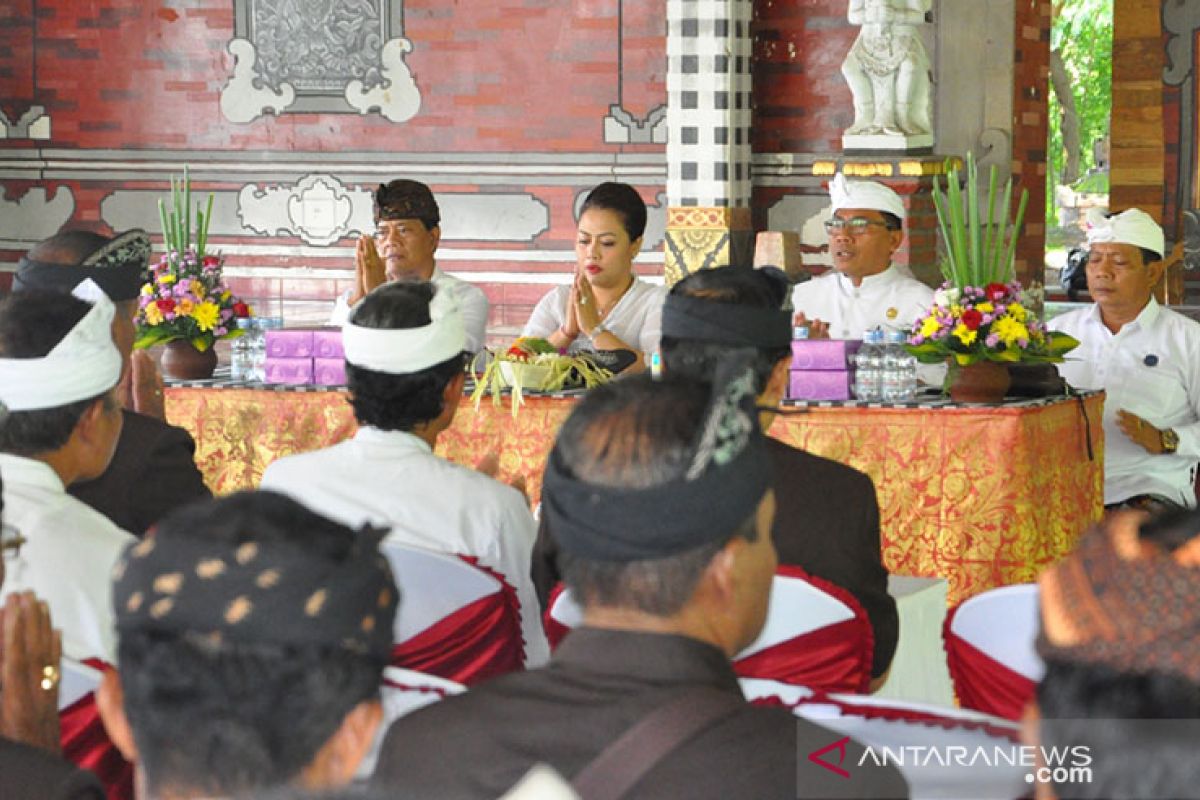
[0,186,74,242]
[220,0,420,123]
[239,174,373,246]
[0,106,51,140]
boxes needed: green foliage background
[1046,0,1113,225]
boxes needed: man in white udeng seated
[329,179,489,353]
[0,284,134,663]
[1050,208,1200,512]
[792,174,933,340]
[264,281,548,666]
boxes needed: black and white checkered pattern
[667,0,753,208]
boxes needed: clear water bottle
[881,329,917,402]
[853,328,884,401]
[250,318,272,382]
[231,318,254,382]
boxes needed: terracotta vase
[161,339,218,380]
[947,360,1011,404]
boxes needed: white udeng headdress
[829,173,907,221]
[1085,207,1165,259]
[0,279,122,412]
[342,285,467,374]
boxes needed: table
[164,384,1104,605]
[877,576,953,706]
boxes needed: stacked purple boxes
[788,339,861,401]
[264,328,345,386]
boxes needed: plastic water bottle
[250,319,272,382]
[881,329,917,402]
[231,319,254,381]
[853,329,884,401]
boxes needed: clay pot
[947,360,1011,404]
[161,339,218,380]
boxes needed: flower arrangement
[907,281,1077,366]
[907,153,1078,367]
[471,337,614,417]
[134,168,251,352]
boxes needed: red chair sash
[733,565,873,694]
[60,659,133,800]
[542,583,572,650]
[942,606,1038,721]
[734,618,870,694]
[390,557,525,685]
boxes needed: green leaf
[133,327,175,350]
[190,335,211,353]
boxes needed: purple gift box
[313,358,346,386]
[265,329,314,359]
[790,339,861,370]
[313,329,344,360]
[264,357,313,385]
[789,369,855,401]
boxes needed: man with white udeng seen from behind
[791,174,933,339]
[1050,208,1200,512]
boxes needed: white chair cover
[736,572,856,659]
[378,540,503,641]
[58,658,103,711]
[356,666,466,779]
[949,583,1044,681]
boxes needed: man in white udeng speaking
[1050,208,1200,511]
[792,174,934,340]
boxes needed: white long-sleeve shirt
[330,266,490,353]
[522,278,666,362]
[261,427,549,666]
[1050,298,1200,507]
[0,454,135,662]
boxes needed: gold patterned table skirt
[165,387,1104,605]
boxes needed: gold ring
[40,664,59,692]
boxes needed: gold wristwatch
[1161,428,1180,454]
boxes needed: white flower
[933,286,961,308]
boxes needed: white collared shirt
[790,265,934,339]
[790,265,943,384]
[330,266,490,353]
[1050,298,1200,506]
[522,278,667,362]
[0,454,135,662]
[260,427,549,666]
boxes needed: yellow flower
[952,322,978,347]
[192,301,221,332]
[919,315,942,338]
[158,273,177,285]
[177,298,195,316]
[143,303,164,326]
[950,304,964,317]
[992,315,1029,345]
[976,302,994,314]
[1006,303,1027,322]
[140,283,153,297]
[221,290,231,302]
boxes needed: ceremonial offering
[906,153,1078,401]
[134,168,250,379]
[472,337,614,417]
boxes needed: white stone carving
[0,106,51,140]
[603,105,668,144]
[238,175,373,246]
[220,38,297,124]
[0,186,74,242]
[841,0,934,151]
[344,38,422,122]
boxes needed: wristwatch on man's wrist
[1161,427,1180,454]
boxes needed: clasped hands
[0,592,62,754]
[559,270,601,342]
[348,235,388,307]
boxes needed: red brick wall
[752,0,854,154]
[1,0,664,153]
[1011,0,1052,286]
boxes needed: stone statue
[841,0,933,149]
